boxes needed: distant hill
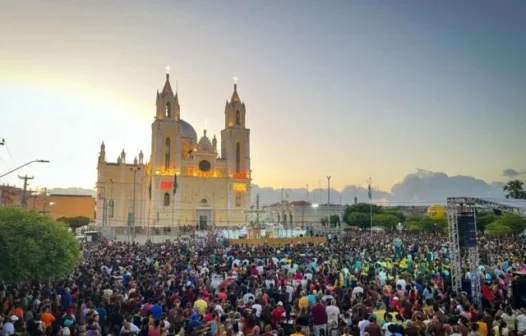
[48,187,96,197]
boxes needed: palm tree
[503,180,526,199]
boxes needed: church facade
[95,73,251,231]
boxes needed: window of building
[165,102,171,117]
[235,192,241,207]
[165,137,171,169]
[235,110,241,125]
[164,192,170,206]
[235,142,240,173]
[289,213,293,224]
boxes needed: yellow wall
[28,194,96,220]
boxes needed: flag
[368,183,372,200]
[173,173,178,195]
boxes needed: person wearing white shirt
[251,300,263,318]
[326,300,340,336]
[358,317,370,336]
[3,316,17,336]
[517,308,526,333]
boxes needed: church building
[95,72,251,232]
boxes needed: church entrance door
[196,209,211,230]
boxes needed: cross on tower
[165,65,172,74]
[232,76,239,85]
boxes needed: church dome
[178,119,197,140]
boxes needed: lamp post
[327,176,331,226]
[0,160,50,179]
[107,179,114,239]
[130,166,141,243]
[368,177,373,229]
[312,203,319,229]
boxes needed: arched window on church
[165,137,171,169]
[289,213,293,225]
[165,102,171,118]
[164,192,170,206]
[235,192,241,207]
[235,142,240,173]
[235,110,241,125]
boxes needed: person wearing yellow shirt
[290,325,306,336]
[194,293,208,315]
[373,303,387,325]
[477,317,489,336]
[299,293,309,309]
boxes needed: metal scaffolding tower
[447,197,524,308]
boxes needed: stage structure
[447,197,525,307]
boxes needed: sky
[1,0,525,196]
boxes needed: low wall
[228,236,326,246]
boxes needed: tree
[373,213,399,231]
[503,180,526,199]
[320,216,329,226]
[405,214,447,232]
[57,216,90,230]
[383,209,406,223]
[344,212,370,229]
[329,214,340,227]
[485,214,526,235]
[475,211,496,232]
[0,208,80,282]
[344,203,382,215]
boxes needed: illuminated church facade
[95,72,251,231]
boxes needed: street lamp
[0,160,50,179]
[129,166,141,243]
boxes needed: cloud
[253,169,506,205]
[502,168,523,178]
[389,169,504,203]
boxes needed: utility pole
[18,175,34,208]
[41,188,48,214]
[130,166,141,243]
[327,176,331,205]
[368,177,373,229]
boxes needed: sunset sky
[1,0,525,193]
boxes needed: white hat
[62,327,71,336]
[277,301,283,306]
[10,315,19,321]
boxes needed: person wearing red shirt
[271,302,286,328]
[311,297,327,336]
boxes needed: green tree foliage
[345,212,371,229]
[373,213,400,230]
[57,216,90,230]
[503,180,526,199]
[344,203,382,215]
[404,214,448,232]
[475,212,496,232]
[0,208,80,282]
[383,209,406,223]
[486,214,526,235]
[329,214,340,227]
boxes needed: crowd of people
[1,231,526,336]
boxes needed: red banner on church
[160,181,174,190]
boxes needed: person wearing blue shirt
[150,303,162,320]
